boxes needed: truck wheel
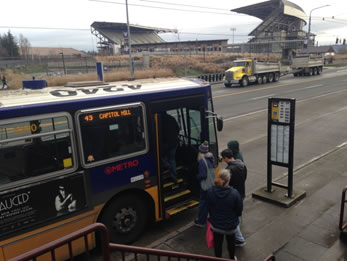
[274,72,280,81]
[224,83,232,88]
[293,73,298,77]
[268,73,274,83]
[100,194,148,244]
[240,76,249,87]
[257,76,263,84]
[309,68,313,76]
[313,67,317,75]
[262,75,267,84]
[317,67,322,75]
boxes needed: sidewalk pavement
[149,144,347,261]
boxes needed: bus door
[149,95,206,218]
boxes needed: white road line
[249,94,275,101]
[223,88,347,122]
[303,84,323,90]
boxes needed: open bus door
[149,94,216,220]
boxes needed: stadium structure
[91,22,228,55]
[231,0,308,57]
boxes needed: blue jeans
[197,189,208,225]
[235,216,245,242]
[167,146,177,182]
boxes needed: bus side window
[0,115,75,185]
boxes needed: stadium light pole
[308,5,330,47]
[230,28,236,44]
[125,0,134,80]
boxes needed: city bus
[0,78,223,260]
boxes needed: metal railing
[8,222,275,261]
[8,223,110,261]
[339,186,347,231]
[197,73,225,83]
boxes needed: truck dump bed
[291,56,324,69]
[254,61,281,74]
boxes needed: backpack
[200,157,216,191]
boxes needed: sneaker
[193,219,205,228]
[235,240,246,247]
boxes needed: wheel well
[97,188,155,224]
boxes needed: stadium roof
[231,0,307,22]
[91,22,178,46]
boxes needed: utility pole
[125,0,134,80]
[59,52,66,75]
[307,5,330,49]
[230,28,236,44]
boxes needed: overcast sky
[0,0,346,51]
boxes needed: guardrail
[339,186,347,240]
[8,223,276,261]
[197,73,225,83]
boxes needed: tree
[19,34,31,63]
[0,31,19,57]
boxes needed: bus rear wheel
[100,194,148,244]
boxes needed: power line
[89,0,244,16]
[138,0,243,14]
[0,26,90,31]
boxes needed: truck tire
[317,67,322,75]
[268,73,274,82]
[313,67,317,75]
[262,75,267,84]
[100,194,148,244]
[240,76,249,87]
[274,72,280,82]
[257,75,263,84]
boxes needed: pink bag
[206,221,214,248]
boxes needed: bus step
[164,189,192,207]
[165,199,199,217]
[163,178,184,191]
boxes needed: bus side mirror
[216,116,223,132]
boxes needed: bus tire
[240,76,249,87]
[100,194,148,244]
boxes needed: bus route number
[84,115,94,122]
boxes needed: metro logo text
[105,160,139,175]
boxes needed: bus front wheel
[100,194,148,244]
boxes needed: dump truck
[291,56,324,77]
[224,58,281,87]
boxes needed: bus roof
[0,78,208,109]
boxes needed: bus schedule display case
[0,78,223,260]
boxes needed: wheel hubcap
[113,207,137,233]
